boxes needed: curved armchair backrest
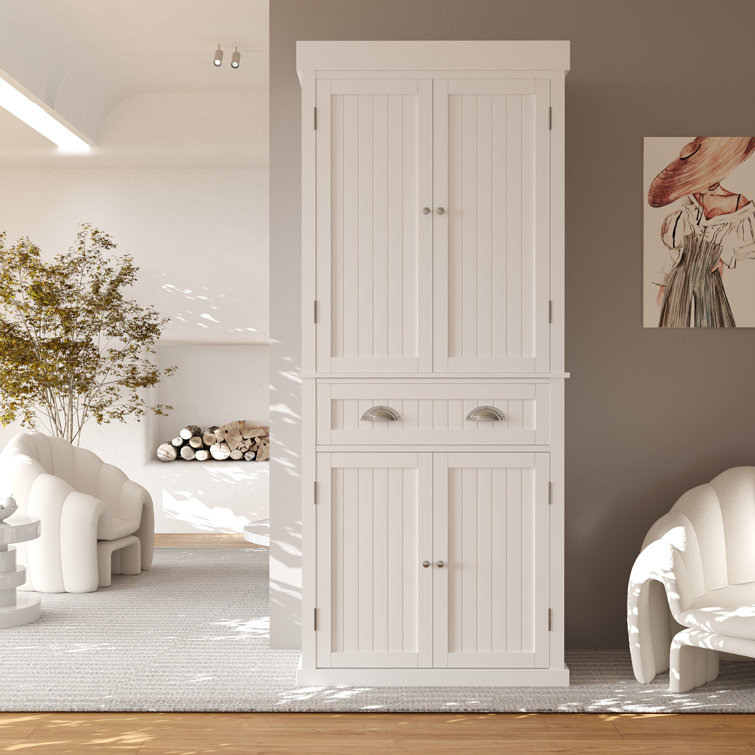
[641,466,755,606]
[0,432,129,518]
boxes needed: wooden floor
[154,533,253,549]
[0,712,754,753]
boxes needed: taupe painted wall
[270,0,755,649]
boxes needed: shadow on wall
[270,353,303,479]
[160,279,263,339]
[269,522,303,616]
[157,462,270,533]
[270,350,303,632]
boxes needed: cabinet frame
[298,41,569,688]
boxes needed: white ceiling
[0,0,268,152]
[0,110,50,147]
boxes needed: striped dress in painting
[656,196,755,327]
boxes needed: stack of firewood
[156,420,269,462]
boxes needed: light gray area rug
[1,548,754,713]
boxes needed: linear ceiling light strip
[0,75,91,153]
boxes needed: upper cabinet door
[316,79,434,373]
[433,79,551,373]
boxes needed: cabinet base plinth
[296,660,569,687]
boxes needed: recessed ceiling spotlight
[213,45,223,67]
[231,47,241,69]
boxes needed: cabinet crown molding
[296,41,570,81]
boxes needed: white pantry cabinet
[298,41,569,686]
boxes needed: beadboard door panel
[316,79,433,373]
[317,382,550,446]
[432,452,550,668]
[433,78,551,373]
[316,453,433,669]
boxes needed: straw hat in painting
[648,136,755,207]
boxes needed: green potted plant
[0,224,175,444]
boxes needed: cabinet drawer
[317,382,549,446]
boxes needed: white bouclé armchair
[628,466,755,692]
[0,432,153,593]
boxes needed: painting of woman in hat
[646,137,755,327]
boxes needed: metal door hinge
[313,481,318,505]
[548,482,553,505]
[314,608,318,631]
[548,106,552,130]
[548,608,553,631]
[314,106,317,130]
[313,300,318,323]
[548,300,553,323]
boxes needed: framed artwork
[643,137,755,327]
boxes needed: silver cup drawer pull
[361,405,401,422]
[465,406,505,422]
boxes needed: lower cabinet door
[432,452,550,668]
[316,452,433,668]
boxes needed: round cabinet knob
[422,207,431,215]
[422,560,431,568]
[436,560,445,568]
[436,207,445,215]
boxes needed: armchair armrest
[627,540,690,683]
[121,479,154,570]
[60,491,107,592]
[26,475,108,593]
